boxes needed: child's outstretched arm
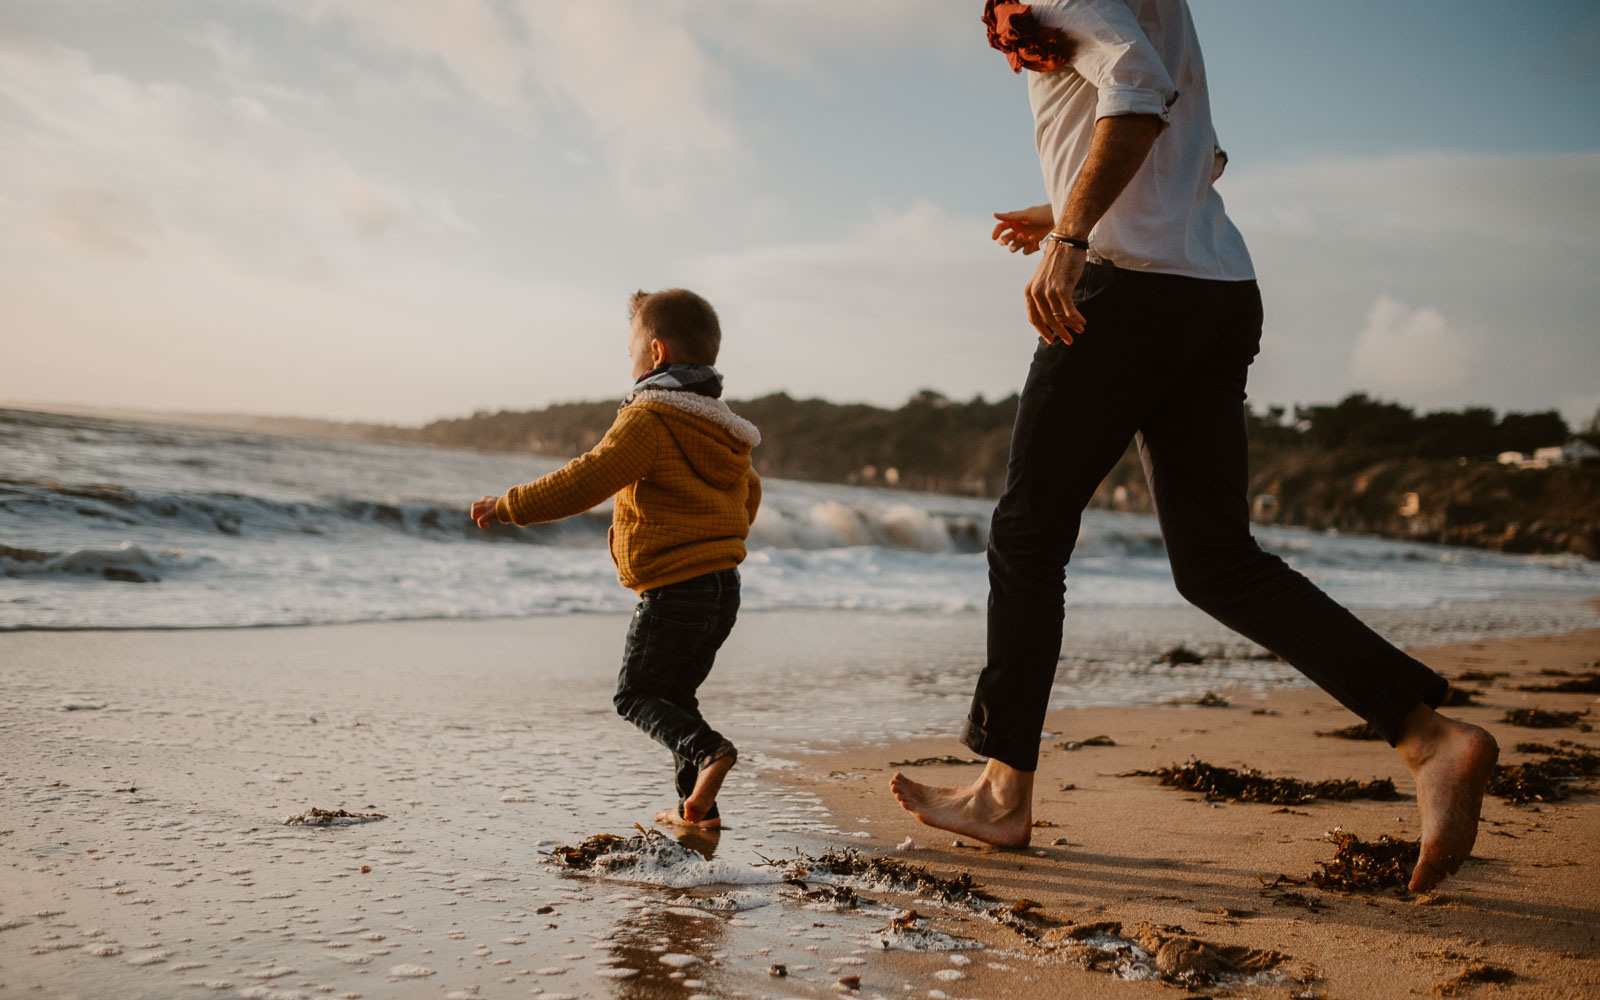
[473,408,660,528]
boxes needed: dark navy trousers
[962,263,1448,771]
[614,568,740,815]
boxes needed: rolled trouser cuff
[960,716,1039,773]
[1368,669,1452,746]
[695,739,737,771]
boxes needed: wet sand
[1,614,1597,999]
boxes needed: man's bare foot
[682,752,735,824]
[654,808,722,832]
[1395,704,1499,892]
[888,758,1034,848]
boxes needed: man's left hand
[1025,241,1087,344]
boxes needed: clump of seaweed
[1441,687,1482,707]
[1158,645,1205,665]
[1065,919,1290,988]
[1316,722,1384,741]
[548,826,701,873]
[1517,672,1600,694]
[1500,707,1590,729]
[1432,963,1517,995]
[1130,922,1288,986]
[1193,691,1230,707]
[788,883,860,908]
[1308,828,1418,892]
[1129,760,1399,805]
[889,755,983,767]
[283,807,385,826]
[1487,742,1600,804]
[757,847,993,906]
[1056,735,1115,751]
[1455,669,1507,684]
[987,897,1060,943]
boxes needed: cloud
[0,36,467,278]
[1222,151,1600,420]
[1348,295,1480,401]
[259,0,972,212]
[271,0,743,212]
[673,201,1041,405]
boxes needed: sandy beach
[2,613,1597,999]
[792,626,1600,999]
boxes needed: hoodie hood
[629,389,760,489]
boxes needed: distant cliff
[408,391,1600,559]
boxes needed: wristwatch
[1043,232,1090,251]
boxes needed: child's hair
[628,288,721,365]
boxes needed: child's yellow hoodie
[494,391,761,592]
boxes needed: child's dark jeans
[614,568,740,818]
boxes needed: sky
[2,0,1597,427]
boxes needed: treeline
[1248,394,1573,458]
[417,390,1587,497]
[407,390,1599,557]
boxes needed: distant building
[1502,440,1599,470]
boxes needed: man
[890,0,1498,893]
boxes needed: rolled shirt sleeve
[1032,0,1177,122]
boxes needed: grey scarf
[623,363,723,406]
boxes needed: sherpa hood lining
[628,389,761,449]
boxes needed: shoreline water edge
[3,605,1597,999]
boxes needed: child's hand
[470,495,501,529]
[991,204,1055,254]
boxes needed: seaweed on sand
[988,897,1060,942]
[549,826,700,872]
[1432,962,1516,995]
[1066,919,1290,988]
[1193,691,1230,707]
[1441,686,1482,707]
[1056,735,1116,751]
[1308,828,1419,892]
[283,807,385,826]
[1315,722,1384,741]
[1128,759,1399,805]
[1487,742,1600,804]
[1517,672,1600,693]
[1455,669,1507,684]
[1157,645,1205,665]
[1500,707,1591,729]
[789,883,860,908]
[889,755,984,767]
[756,847,993,906]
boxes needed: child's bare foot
[1395,704,1499,892]
[889,758,1034,849]
[682,752,735,824]
[654,808,722,832]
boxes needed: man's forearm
[1055,113,1163,240]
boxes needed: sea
[3,406,1597,636]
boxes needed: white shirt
[1028,0,1254,280]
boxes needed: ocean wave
[751,502,987,554]
[0,479,610,546]
[0,541,193,583]
[2,478,1007,556]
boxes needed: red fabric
[982,0,1076,74]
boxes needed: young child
[471,288,760,830]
